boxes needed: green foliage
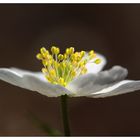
[28,112,62,136]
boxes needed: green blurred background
[0,4,140,136]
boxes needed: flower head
[0,46,140,98]
[36,46,101,87]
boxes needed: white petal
[87,80,140,98]
[86,53,107,74]
[22,74,73,97]
[67,66,128,97]
[11,67,46,82]
[0,68,72,97]
[0,68,23,87]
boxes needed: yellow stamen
[69,47,74,54]
[36,46,101,87]
[58,54,64,60]
[36,53,43,60]
[94,58,101,64]
[42,68,48,74]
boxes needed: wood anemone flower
[0,46,140,98]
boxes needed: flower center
[36,46,101,87]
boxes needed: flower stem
[61,95,70,136]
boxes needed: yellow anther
[46,76,52,82]
[70,54,75,60]
[59,77,67,87]
[42,60,48,66]
[81,67,87,74]
[54,61,58,68]
[73,52,82,61]
[55,47,60,54]
[42,68,47,73]
[74,52,82,61]
[74,52,79,57]
[64,54,67,59]
[36,53,43,60]
[79,61,85,67]
[89,50,96,60]
[43,51,49,58]
[66,48,70,55]
[58,54,64,60]
[61,62,66,68]
[69,47,74,54]
[46,54,53,60]
[59,77,64,83]
[80,51,85,57]
[58,77,66,86]
[50,69,56,76]
[72,61,78,67]
[94,59,101,64]
[51,46,59,54]
[51,46,56,54]
[89,50,94,55]
[77,56,82,61]
[49,59,53,65]
[40,47,47,54]
[71,71,76,77]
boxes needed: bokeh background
[0,4,140,136]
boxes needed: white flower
[0,46,140,98]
